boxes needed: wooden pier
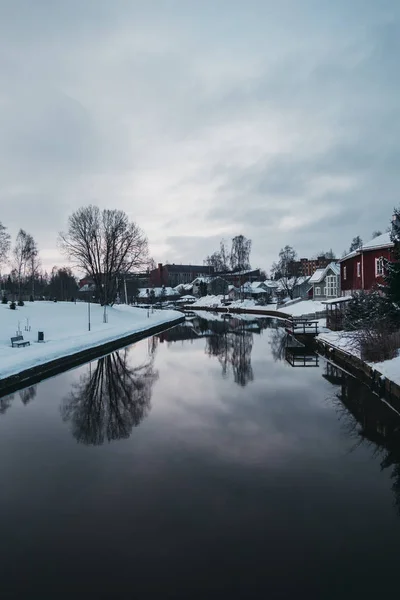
[285,316,319,337]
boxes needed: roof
[309,268,325,284]
[309,262,340,283]
[340,232,393,262]
[322,296,352,305]
[166,264,214,273]
[138,287,179,298]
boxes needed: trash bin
[38,331,44,342]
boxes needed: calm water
[1,314,400,599]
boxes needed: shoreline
[314,336,400,411]
[0,315,184,398]
[189,304,400,409]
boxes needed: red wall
[341,247,392,294]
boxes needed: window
[343,266,347,280]
[357,262,361,278]
[315,286,321,296]
[376,257,384,277]
[325,274,338,297]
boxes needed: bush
[1,295,7,304]
[9,301,16,310]
[343,291,400,362]
[17,300,24,307]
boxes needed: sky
[0,0,399,275]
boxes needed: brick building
[150,263,215,287]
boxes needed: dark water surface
[1,314,400,599]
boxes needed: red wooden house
[339,232,393,295]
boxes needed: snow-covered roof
[340,232,393,261]
[263,280,279,288]
[322,296,352,305]
[309,262,340,284]
[309,268,325,284]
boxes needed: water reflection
[0,385,37,414]
[325,362,400,515]
[61,348,159,445]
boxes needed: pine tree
[385,208,400,313]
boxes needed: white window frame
[375,257,384,277]
[325,274,337,297]
[315,286,321,296]
[343,266,347,280]
[357,262,361,278]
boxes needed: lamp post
[88,293,91,331]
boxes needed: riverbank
[0,302,183,394]
[315,331,400,409]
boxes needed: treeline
[0,205,149,306]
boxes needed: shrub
[17,300,24,307]
[1,295,7,304]
[9,301,16,310]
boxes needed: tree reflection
[0,385,37,414]
[61,349,159,445]
[325,363,400,516]
[205,318,254,386]
[269,328,288,362]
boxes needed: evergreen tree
[385,209,400,312]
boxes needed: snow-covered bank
[317,329,400,386]
[0,302,181,380]
[191,296,326,317]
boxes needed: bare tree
[271,245,301,300]
[26,235,40,299]
[0,222,11,297]
[204,239,230,273]
[13,229,36,303]
[0,222,11,268]
[59,205,149,306]
[230,235,252,272]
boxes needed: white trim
[357,262,361,278]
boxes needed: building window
[325,275,337,297]
[357,262,361,277]
[315,287,321,296]
[343,266,347,280]
[376,257,384,277]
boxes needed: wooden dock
[285,317,319,337]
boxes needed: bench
[11,335,30,348]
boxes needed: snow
[362,231,392,250]
[318,328,400,386]
[280,300,327,316]
[340,232,393,261]
[0,301,181,380]
[373,354,400,386]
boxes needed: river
[1,313,400,599]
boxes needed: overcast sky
[1,0,399,274]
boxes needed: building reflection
[61,347,159,445]
[325,362,400,516]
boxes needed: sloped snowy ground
[0,301,181,379]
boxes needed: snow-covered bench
[11,335,30,348]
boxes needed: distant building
[150,263,214,287]
[289,256,333,277]
[339,231,393,295]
